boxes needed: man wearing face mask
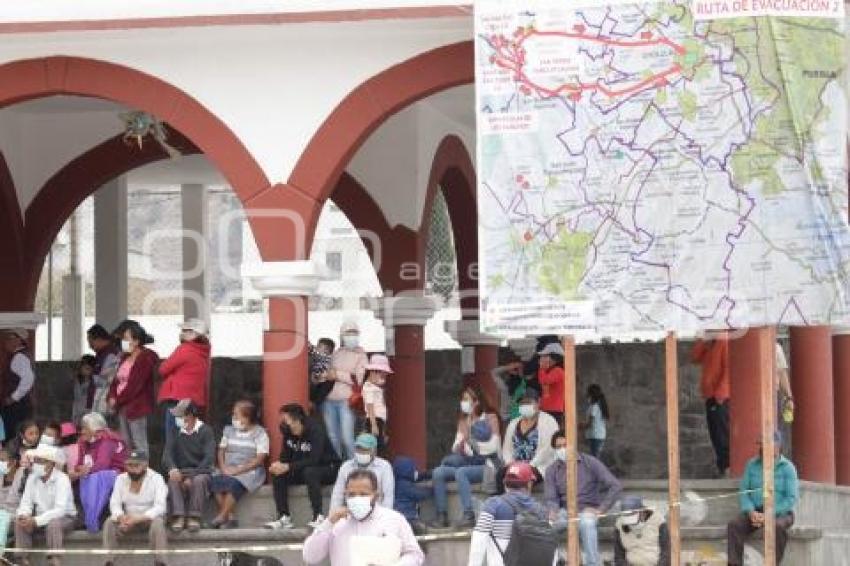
[14,445,76,566]
[497,390,559,494]
[726,432,798,566]
[103,449,168,566]
[266,403,339,531]
[545,430,622,566]
[614,496,670,566]
[329,433,394,510]
[303,469,424,566]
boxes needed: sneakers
[429,512,450,529]
[264,515,295,530]
[307,514,326,529]
[455,511,476,529]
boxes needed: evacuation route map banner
[475,0,849,340]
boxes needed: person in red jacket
[537,342,566,426]
[158,319,212,449]
[108,322,158,455]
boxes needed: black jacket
[280,417,339,472]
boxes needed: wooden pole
[562,336,579,566]
[665,332,681,564]
[759,327,777,565]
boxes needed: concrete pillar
[94,177,128,331]
[181,184,209,325]
[243,261,322,461]
[729,330,762,476]
[0,313,44,366]
[788,326,836,482]
[61,274,83,360]
[376,295,436,469]
[445,319,503,410]
[833,329,850,486]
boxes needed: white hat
[539,343,565,357]
[340,320,360,335]
[27,445,64,466]
[179,318,207,336]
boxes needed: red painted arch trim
[288,41,474,213]
[0,57,270,204]
[0,151,27,309]
[22,132,200,306]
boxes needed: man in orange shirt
[691,333,730,477]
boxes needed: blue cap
[355,433,378,451]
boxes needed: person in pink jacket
[158,319,212,449]
[302,469,424,566]
[323,321,368,460]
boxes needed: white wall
[0,18,471,197]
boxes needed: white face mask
[346,495,374,521]
[460,400,473,414]
[232,417,245,431]
[121,339,131,352]
[174,417,186,430]
[40,436,57,447]
[342,335,359,349]
[519,404,537,419]
[555,448,567,462]
[31,463,47,479]
[355,453,373,467]
[0,461,9,476]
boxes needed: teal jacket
[739,455,799,516]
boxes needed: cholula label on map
[474,0,850,339]
[692,0,844,19]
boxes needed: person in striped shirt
[467,462,548,566]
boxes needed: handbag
[349,380,364,413]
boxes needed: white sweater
[501,412,559,474]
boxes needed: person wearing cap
[158,319,212,450]
[107,322,158,454]
[614,496,670,566]
[163,399,216,533]
[498,388,558,493]
[727,432,799,565]
[103,449,168,566]
[15,445,77,566]
[303,469,424,566]
[86,324,122,419]
[546,429,622,566]
[468,461,548,566]
[71,412,128,533]
[537,342,566,425]
[362,353,393,455]
[329,433,394,510]
[1,328,36,444]
[324,320,368,460]
[266,403,340,530]
[431,386,502,528]
[210,400,269,529]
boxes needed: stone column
[445,319,503,409]
[243,261,321,461]
[833,328,850,486]
[181,184,209,326]
[729,330,762,476]
[375,295,435,468]
[94,177,128,331]
[790,326,836,483]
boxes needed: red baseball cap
[504,462,535,483]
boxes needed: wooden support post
[665,332,681,564]
[562,336,579,566]
[759,327,777,566]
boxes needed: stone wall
[31,344,716,478]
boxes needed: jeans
[119,412,149,454]
[706,399,730,473]
[553,509,600,566]
[162,400,179,451]
[432,454,485,515]
[587,439,605,458]
[272,464,338,518]
[322,400,355,460]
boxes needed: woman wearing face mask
[537,342,566,426]
[5,421,40,464]
[70,412,128,533]
[497,389,559,494]
[324,321,368,461]
[107,323,158,454]
[303,469,424,566]
[209,400,269,529]
[430,387,501,528]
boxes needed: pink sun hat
[60,422,78,438]
[364,354,394,374]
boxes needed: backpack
[491,495,558,566]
